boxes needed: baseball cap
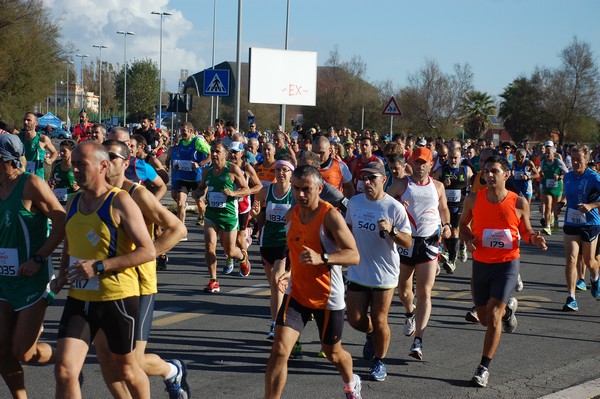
[360,162,386,176]
[416,137,427,147]
[412,147,433,163]
[544,140,554,147]
[0,134,24,169]
[229,141,244,152]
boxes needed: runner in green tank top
[19,112,58,179]
[0,134,66,397]
[49,140,78,204]
[539,141,568,235]
[198,142,250,293]
[251,157,294,339]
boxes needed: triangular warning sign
[381,97,402,116]
[206,74,226,94]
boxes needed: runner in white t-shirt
[345,162,412,382]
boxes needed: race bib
[446,189,461,203]
[356,180,365,192]
[0,248,19,277]
[398,239,414,258]
[566,207,586,225]
[178,160,192,172]
[53,188,68,202]
[482,229,513,249]
[208,192,228,208]
[546,179,558,188]
[69,257,99,291]
[25,161,36,174]
[266,203,291,223]
[513,171,524,180]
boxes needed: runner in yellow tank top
[54,141,156,398]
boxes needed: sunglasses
[275,167,292,173]
[108,152,126,160]
[360,173,382,182]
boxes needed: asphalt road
[4,204,600,399]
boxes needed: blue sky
[47,0,600,100]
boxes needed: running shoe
[515,273,524,292]
[239,250,251,276]
[180,236,188,242]
[266,322,275,340]
[156,254,168,271]
[203,279,220,293]
[576,279,587,291]
[223,257,234,275]
[317,350,326,358]
[196,215,204,227]
[362,334,375,360]
[458,248,468,263]
[465,306,479,323]
[443,259,456,274]
[540,217,546,227]
[435,263,441,276]
[562,296,578,311]
[343,374,362,399]
[471,365,489,388]
[290,341,303,359]
[542,226,551,236]
[502,297,518,333]
[591,279,600,299]
[408,339,423,360]
[369,359,387,382]
[164,359,191,399]
[403,310,416,336]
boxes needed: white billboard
[248,47,317,106]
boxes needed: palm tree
[461,91,496,139]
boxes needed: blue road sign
[203,69,230,97]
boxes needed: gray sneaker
[442,259,456,274]
[515,273,524,292]
[471,365,489,387]
[343,374,362,399]
[502,297,518,333]
[403,308,416,336]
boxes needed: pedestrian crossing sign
[203,69,230,97]
[381,96,402,116]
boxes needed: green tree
[535,38,600,146]
[0,0,64,123]
[461,90,496,139]
[115,58,159,122]
[301,47,381,132]
[397,59,473,138]
[498,77,544,143]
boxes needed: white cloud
[43,0,208,93]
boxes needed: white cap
[544,140,554,147]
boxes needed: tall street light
[64,59,74,129]
[151,11,171,128]
[75,54,89,111]
[117,31,135,127]
[93,44,108,123]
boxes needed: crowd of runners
[1,111,600,399]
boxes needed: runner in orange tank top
[460,155,547,388]
[264,165,362,399]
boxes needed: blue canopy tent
[37,112,63,130]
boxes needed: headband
[274,160,295,171]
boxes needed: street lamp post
[93,44,108,123]
[151,11,172,128]
[75,54,89,111]
[117,31,135,127]
[64,59,73,129]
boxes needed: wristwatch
[92,261,105,276]
[321,252,330,265]
[33,255,44,265]
[389,227,399,237]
